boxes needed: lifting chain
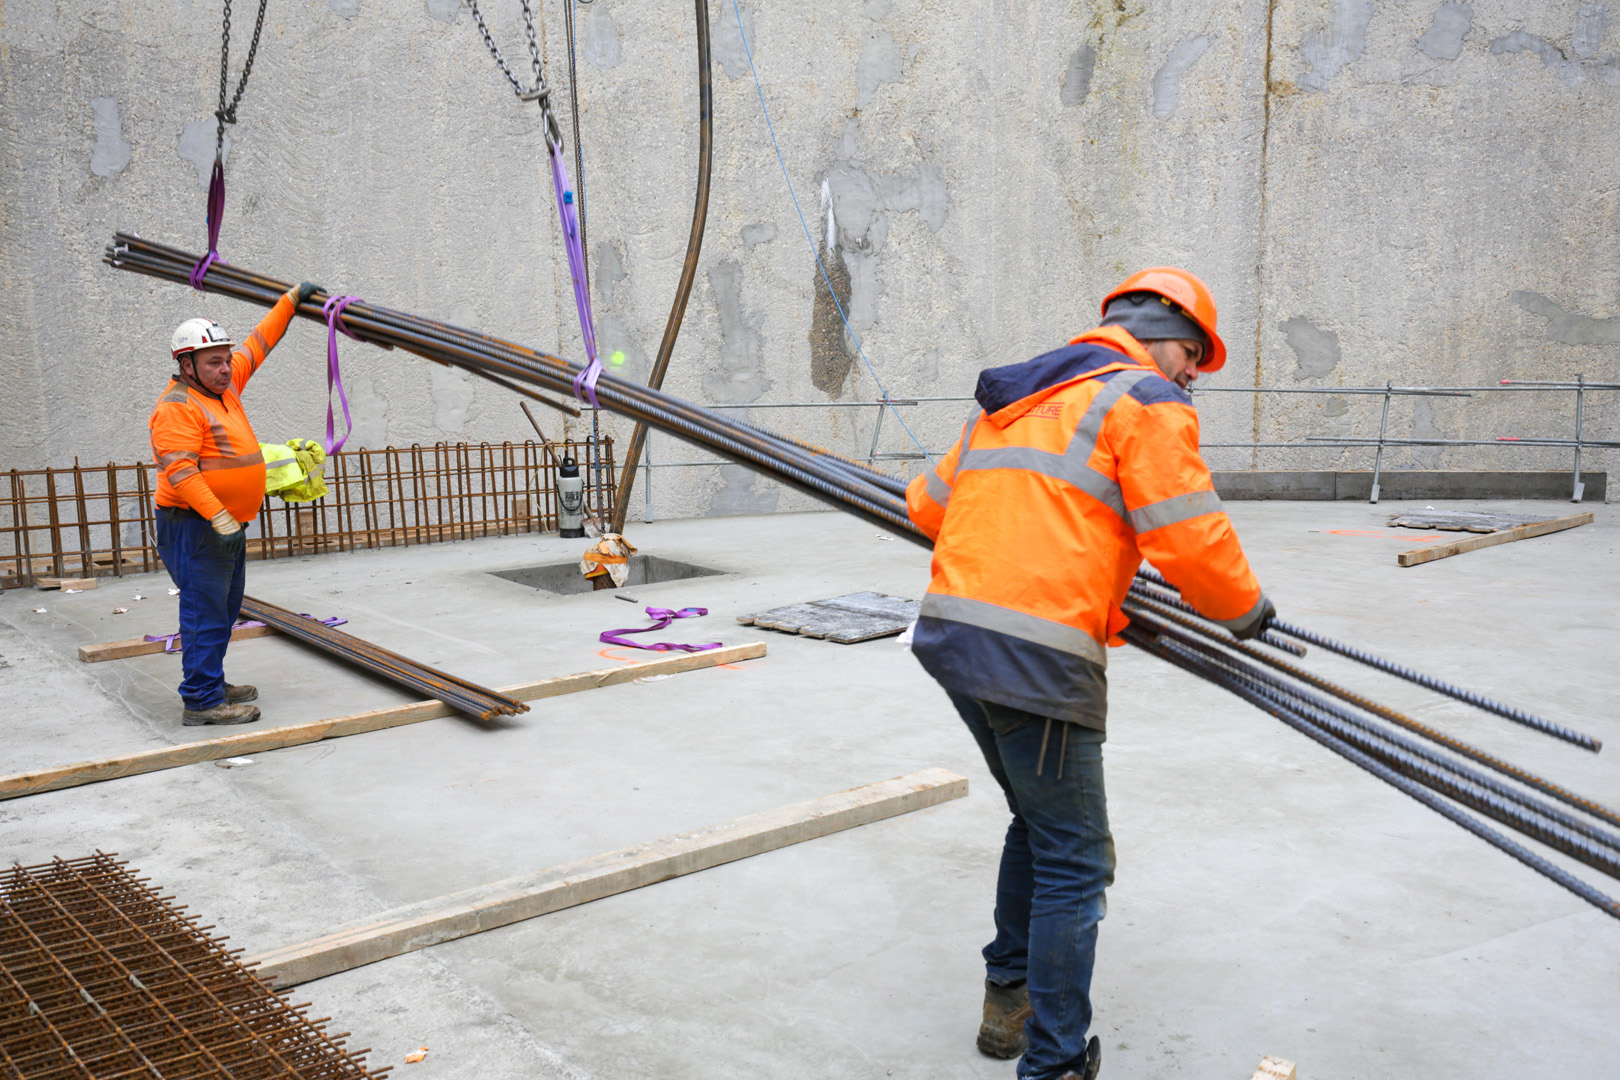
[215,0,270,158]
[465,0,564,148]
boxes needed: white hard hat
[171,318,234,358]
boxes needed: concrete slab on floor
[2,500,1617,1079]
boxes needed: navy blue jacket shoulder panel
[974,343,1137,414]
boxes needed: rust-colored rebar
[0,853,389,1079]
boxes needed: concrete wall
[1,0,1616,516]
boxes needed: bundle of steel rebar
[240,596,526,721]
[107,236,1615,917]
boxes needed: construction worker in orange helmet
[905,266,1272,1080]
[149,280,320,727]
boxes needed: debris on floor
[1393,511,1593,567]
[214,757,255,769]
[404,1047,429,1064]
[1251,1055,1297,1080]
[738,592,920,644]
[1389,509,1553,532]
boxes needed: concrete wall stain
[856,31,904,108]
[1513,291,1620,346]
[430,366,476,435]
[1417,2,1471,60]
[1280,316,1341,379]
[1574,4,1611,58]
[1299,0,1376,92]
[705,260,771,403]
[582,6,623,71]
[741,223,777,250]
[1490,9,1620,87]
[90,98,131,178]
[1062,44,1097,106]
[329,0,360,18]
[177,119,229,188]
[864,0,894,20]
[707,461,782,516]
[424,0,459,24]
[1152,36,1211,118]
[712,4,754,79]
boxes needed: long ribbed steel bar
[1132,566,1600,752]
[1121,591,1620,829]
[1131,608,1620,860]
[1122,624,1620,921]
[105,236,918,540]
[238,596,525,721]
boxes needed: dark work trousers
[948,690,1116,1080]
[155,507,246,712]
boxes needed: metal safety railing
[627,377,1613,519]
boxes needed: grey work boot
[182,701,261,726]
[977,978,1031,1059]
[224,683,258,703]
[1056,1036,1102,1080]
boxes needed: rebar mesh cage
[0,853,388,1079]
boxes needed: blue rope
[729,0,935,465]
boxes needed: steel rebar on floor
[0,852,389,1079]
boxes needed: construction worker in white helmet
[148,280,319,725]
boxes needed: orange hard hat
[1101,267,1225,373]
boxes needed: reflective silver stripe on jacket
[1214,593,1269,633]
[1128,489,1224,534]
[920,593,1108,668]
[954,370,1152,521]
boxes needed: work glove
[209,509,246,559]
[1230,595,1277,641]
[290,281,321,306]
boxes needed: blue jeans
[155,507,246,711]
[948,690,1115,1080]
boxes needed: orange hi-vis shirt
[150,294,297,523]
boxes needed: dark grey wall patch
[1512,291,1620,345]
[595,242,628,307]
[1574,4,1610,59]
[582,5,622,70]
[1152,36,1211,118]
[741,222,777,250]
[712,5,755,79]
[1280,317,1342,379]
[864,0,892,19]
[424,0,459,23]
[1490,31,1584,86]
[177,119,229,187]
[857,31,904,107]
[329,0,360,17]
[705,260,772,402]
[1061,44,1096,107]
[1408,396,1443,468]
[708,462,781,516]
[90,98,131,178]
[1417,2,1472,60]
[1300,0,1376,91]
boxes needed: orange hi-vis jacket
[150,294,297,523]
[905,325,1265,728]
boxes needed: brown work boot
[1056,1036,1102,1079]
[182,702,261,726]
[224,683,258,703]
[977,978,1031,1059]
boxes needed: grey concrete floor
[2,500,1617,1079]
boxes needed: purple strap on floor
[600,606,721,653]
[188,158,227,291]
[144,614,346,653]
[548,143,601,407]
[321,295,362,455]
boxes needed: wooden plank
[1250,1056,1297,1080]
[0,643,767,801]
[79,623,279,663]
[36,577,98,590]
[1397,512,1592,567]
[248,767,968,987]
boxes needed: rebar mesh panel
[0,853,388,1079]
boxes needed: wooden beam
[248,768,969,987]
[79,623,278,663]
[37,577,98,591]
[1397,512,1593,567]
[1250,1056,1297,1080]
[0,643,766,801]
